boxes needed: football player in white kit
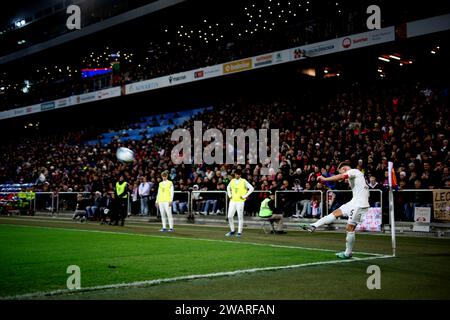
[301,162,370,259]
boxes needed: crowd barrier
[393,189,437,223]
[325,189,383,216]
[275,190,324,218]
[0,189,447,225]
[164,191,190,216]
[189,191,227,216]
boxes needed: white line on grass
[0,220,386,257]
[2,254,393,300]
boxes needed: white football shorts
[339,202,369,226]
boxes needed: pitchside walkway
[11,211,450,237]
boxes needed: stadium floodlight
[378,56,390,62]
[15,19,26,28]
[22,80,30,93]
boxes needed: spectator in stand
[86,191,102,219]
[149,179,157,216]
[368,175,382,207]
[293,182,313,218]
[202,181,219,216]
[138,176,150,216]
[0,80,448,225]
[131,182,140,216]
[403,179,433,221]
[72,193,89,222]
[191,184,204,213]
[99,192,113,224]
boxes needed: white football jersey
[345,169,370,207]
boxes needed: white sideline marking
[0,220,386,257]
[2,254,393,300]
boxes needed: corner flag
[387,161,397,256]
[388,161,397,189]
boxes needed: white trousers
[228,201,245,233]
[158,202,173,229]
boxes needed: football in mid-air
[116,147,135,163]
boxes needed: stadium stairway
[84,107,212,145]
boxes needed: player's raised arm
[317,173,348,183]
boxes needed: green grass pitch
[0,216,450,300]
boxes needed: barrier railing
[34,192,55,213]
[393,189,435,222]
[190,191,227,216]
[56,192,92,213]
[325,189,383,217]
[6,189,440,225]
[244,190,271,216]
[172,191,191,215]
[275,190,324,218]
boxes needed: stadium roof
[2,0,449,63]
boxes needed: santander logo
[342,37,351,49]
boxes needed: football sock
[345,231,355,256]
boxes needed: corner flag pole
[388,161,397,257]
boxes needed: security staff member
[113,175,128,226]
[17,188,28,209]
[26,188,35,215]
[259,190,286,234]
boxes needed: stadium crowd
[0,23,340,111]
[0,80,449,221]
[3,0,446,111]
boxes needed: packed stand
[0,81,448,222]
